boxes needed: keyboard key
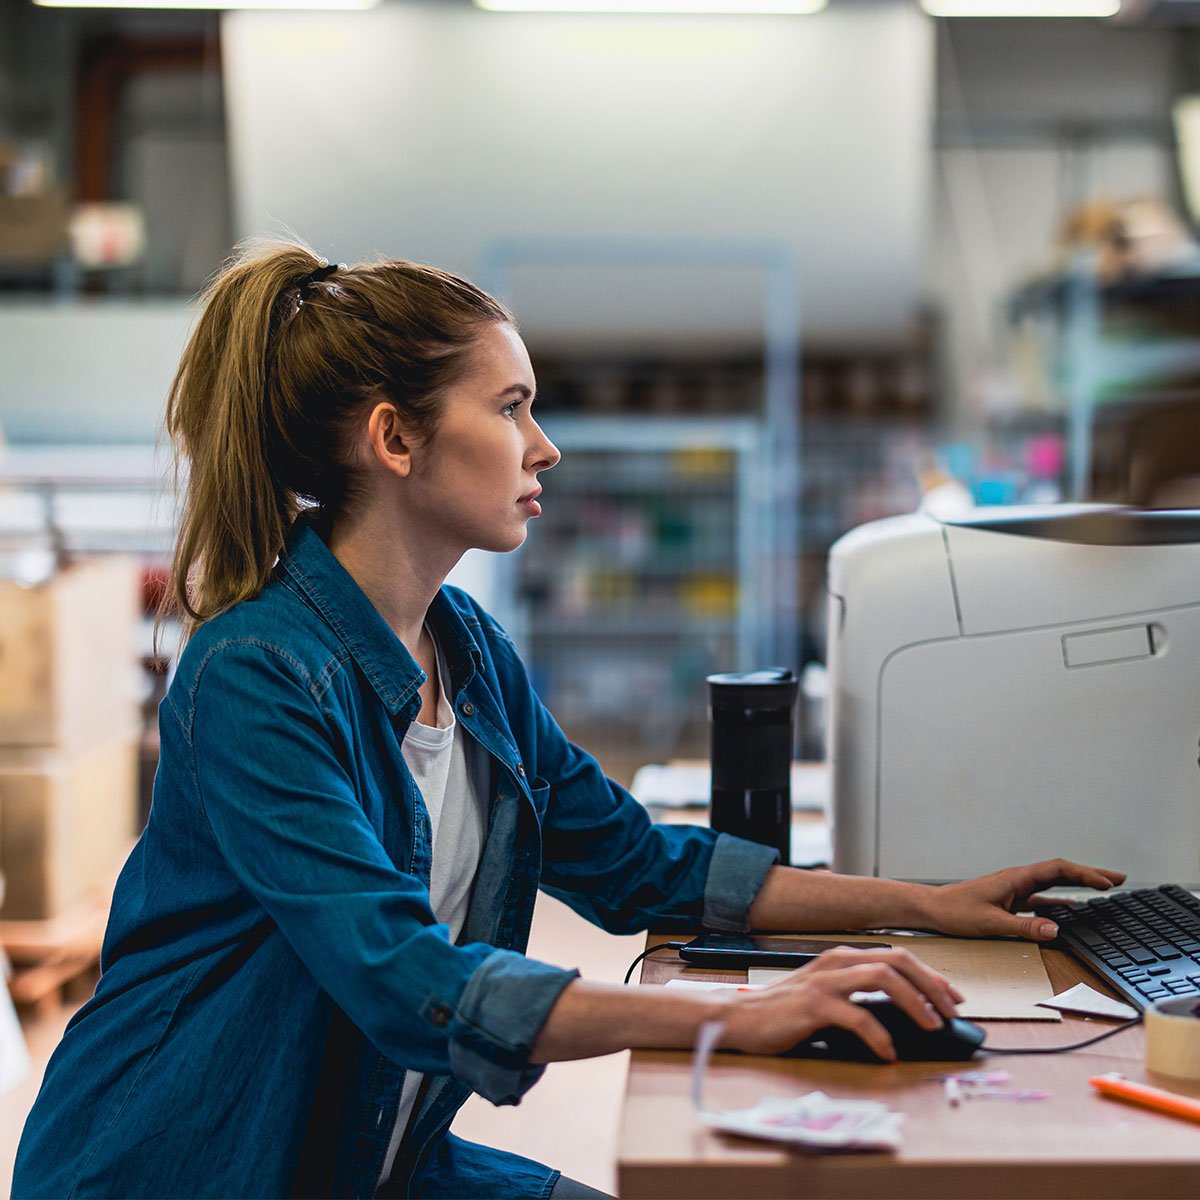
[1125,948,1157,965]
[1150,947,1183,960]
[1146,966,1172,976]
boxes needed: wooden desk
[618,935,1200,1199]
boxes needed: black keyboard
[1035,885,1200,1011]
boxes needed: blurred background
[8,1,1200,780]
[4,0,1200,1186]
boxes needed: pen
[1089,1073,1200,1125]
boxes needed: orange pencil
[1089,1072,1200,1125]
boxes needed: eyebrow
[497,384,533,400]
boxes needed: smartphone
[677,933,887,969]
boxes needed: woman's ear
[366,400,414,479]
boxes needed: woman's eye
[502,401,523,418]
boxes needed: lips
[518,487,542,504]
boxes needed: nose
[528,419,560,472]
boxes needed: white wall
[0,301,193,443]
[223,0,934,351]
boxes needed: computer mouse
[786,998,986,1064]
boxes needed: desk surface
[618,936,1200,1199]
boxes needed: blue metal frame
[479,236,802,669]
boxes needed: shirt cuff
[701,832,781,932]
[446,950,580,1105]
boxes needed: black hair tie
[297,260,344,298]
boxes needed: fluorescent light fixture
[34,0,376,8]
[919,0,1119,14]
[475,1,828,13]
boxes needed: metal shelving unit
[502,415,766,763]
[1009,258,1200,499]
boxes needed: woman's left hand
[927,858,1126,940]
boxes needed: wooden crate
[0,556,141,751]
[0,733,138,921]
[2,873,116,1018]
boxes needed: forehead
[462,322,534,389]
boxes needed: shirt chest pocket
[528,777,550,822]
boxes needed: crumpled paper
[692,1020,904,1152]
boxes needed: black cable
[623,942,687,986]
[985,1016,1143,1055]
[621,944,1144,1057]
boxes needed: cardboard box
[0,190,70,266]
[0,732,138,920]
[0,556,141,750]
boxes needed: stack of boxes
[0,557,142,922]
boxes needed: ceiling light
[34,0,376,9]
[919,0,1119,14]
[474,1,828,13]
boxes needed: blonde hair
[162,239,512,631]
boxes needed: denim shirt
[14,521,779,1200]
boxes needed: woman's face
[408,322,560,555]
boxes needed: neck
[325,503,461,655]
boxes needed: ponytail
[161,238,512,634]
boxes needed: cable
[621,943,1144,1057]
[985,1017,1143,1056]
[623,942,687,986]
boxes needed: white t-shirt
[380,634,490,1184]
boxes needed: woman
[14,243,1123,1200]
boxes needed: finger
[829,1000,897,1063]
[976,908,1059,941]
[863,948,961,1018]
[1050,860,1126,890]
[794,948,960,1016]
[828,963,943,1030]
[794,944,870,976]
[1013,859,1126,895]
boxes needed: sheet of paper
[745,932,1061,1021]
[664,979,762,993]
[1036,982,1138,1022]
[630,762,828,812]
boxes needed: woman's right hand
[715,945,965,1063]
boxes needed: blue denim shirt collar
[280,518,484,716]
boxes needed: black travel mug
[707,668,798,866]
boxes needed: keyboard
[1035,885,1200,1011]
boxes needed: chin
[477,526,528,554]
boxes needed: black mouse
[786,998,986,1064]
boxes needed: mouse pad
[746,932,1062,1021]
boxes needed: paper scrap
[703,1093,905,1150]
[1036,982,1138,1022]
[690,1018,902,1151]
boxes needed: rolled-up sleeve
[188,641,575,1106]
[448,951,579,1104]
[701,833,780,932]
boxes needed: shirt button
[430,1005,452,1027]
[461,701,475,717]
[516,763,526,777]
